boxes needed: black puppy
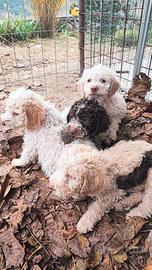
[61,97,110,149]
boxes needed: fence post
[133,0,152,77]
[79,0,85,75]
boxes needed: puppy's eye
[87,79,91,83]
[13,112,19,116]
[100,79,106,83]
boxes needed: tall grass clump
[31,0,64,37]
[0,18,38,42]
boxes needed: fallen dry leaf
[128,216,147,235]
[113,252,128,263]
[32,265,42,270]
[67,256,87,270]
[0,228,25,268]
[148,230,152,258]
[0,83,152,269]
[78,235,90,249]
[96,254,113,270]
[0,162,12,177]
[68,235,91,258]
[128,72,151,99]
[145,265,152,270]
[9,197,28,229]
[142,112,152,119]
[88,249,103,268]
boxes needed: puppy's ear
[24,101,45,130]
[108,76,121,98]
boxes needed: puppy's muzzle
[62,124,87,141]
[91,86,98,93]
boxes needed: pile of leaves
[118,72,152,143]
[0,72,152,270]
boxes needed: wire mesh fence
[79,0,152,91]
[0,0,151,98]
[0,0,79,99]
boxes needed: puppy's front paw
[77,217,94,234]
[11,158,24,167]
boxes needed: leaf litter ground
[0,72,152,270]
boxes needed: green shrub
[147,23,152,45]
[0,20,10,41]
[0,18,39,42]
[57,19,78,37]
[115,25,139,47]
[85,0,121,37]
[11,19,38,40]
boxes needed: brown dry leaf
[113,252,128,263]
[0,228,25,268]
[125,216,146,238]
[58,267,66,270]
[128,216,147,235]
[9,189,39,230]
[109,217,147,254]
[127,235,142,251]
[44,211,71,258]
[32,265,42,270]
[147,230,152,258]
[61,226,77,240]
[128,72,151,99]
[96,254,113,270]
[78,235,90,249]
[142,112,152,119]
[0,246,5,269]
[0,154,7,164]
[32,254,42,264]
[67,256,87,270]
[10,197,28,229]
[30,217,44,240]
[145,266,152,270]
[88,250,103,268]
[9,168,25,188]
[68,235,91,258]
[0,174,10,199]
[0,161,12,177]
[24,188,39,206]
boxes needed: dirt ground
[0,35,80,112]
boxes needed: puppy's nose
[91,86,98,93]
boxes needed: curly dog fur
[51,140,152,233]
[77,64,127,145]
[61,97,110,148]
[1,87,96,179]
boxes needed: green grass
[0,18,39,42]
[115,25,139,47]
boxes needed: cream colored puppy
[78,64,127,144]
[51,140,152,233]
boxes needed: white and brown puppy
[1,87,96,179]
[78,64,127,144]
[51,140,152,233]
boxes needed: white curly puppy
[1,87,96,178]
[51,140,152,234]
[78,64,127,144]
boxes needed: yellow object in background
[70,7,79,17]
[70,3,79,17]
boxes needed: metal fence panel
[79,0,152,91]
